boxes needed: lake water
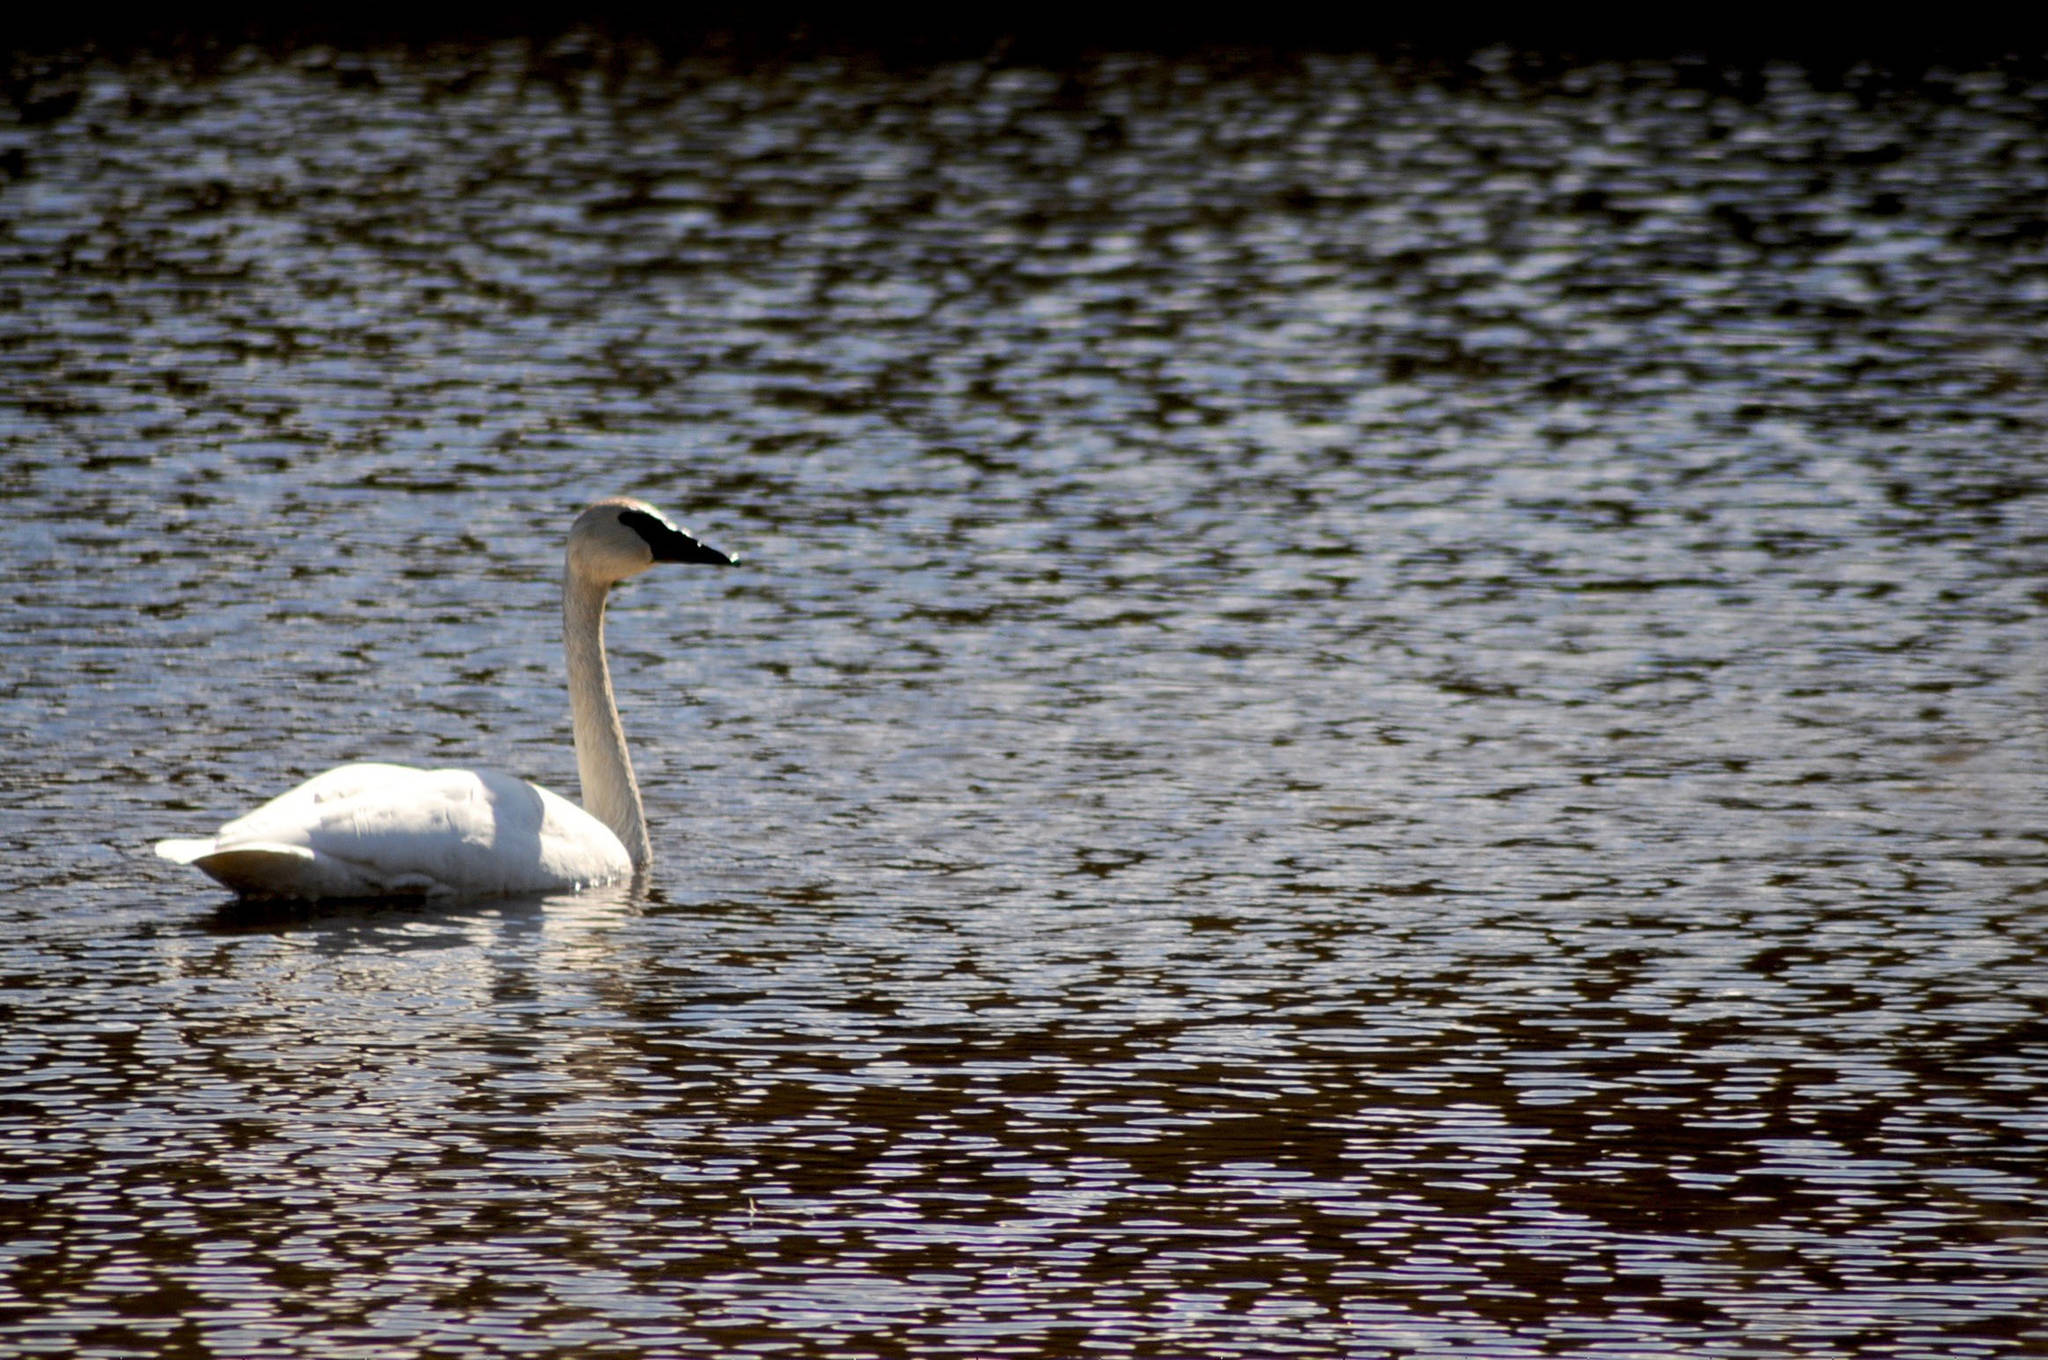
[2,33,2045,1358]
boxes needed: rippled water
[2,34,2045,1358]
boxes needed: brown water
[1,36,2045,1358]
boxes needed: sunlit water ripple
[1,34,2044,1358]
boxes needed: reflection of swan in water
[157,497,736,900]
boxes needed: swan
[155,497,736,900]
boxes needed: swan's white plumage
[156,763,631,898]
[155,498,733,901]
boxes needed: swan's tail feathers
[169,841,323,898]
[158,838,444,900]
[154,838,220,865]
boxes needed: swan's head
[568,497,737,586]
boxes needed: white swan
[155,497,735,900]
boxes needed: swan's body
[156,498,735,900]
[154,764,632,899]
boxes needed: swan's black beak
[660,533,737,567]
[623,508,739,567]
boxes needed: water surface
[1,36,2045,1358]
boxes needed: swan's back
[156,763,632,899]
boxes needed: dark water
[2,34,2045,1358]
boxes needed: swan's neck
[564,571,651,869]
